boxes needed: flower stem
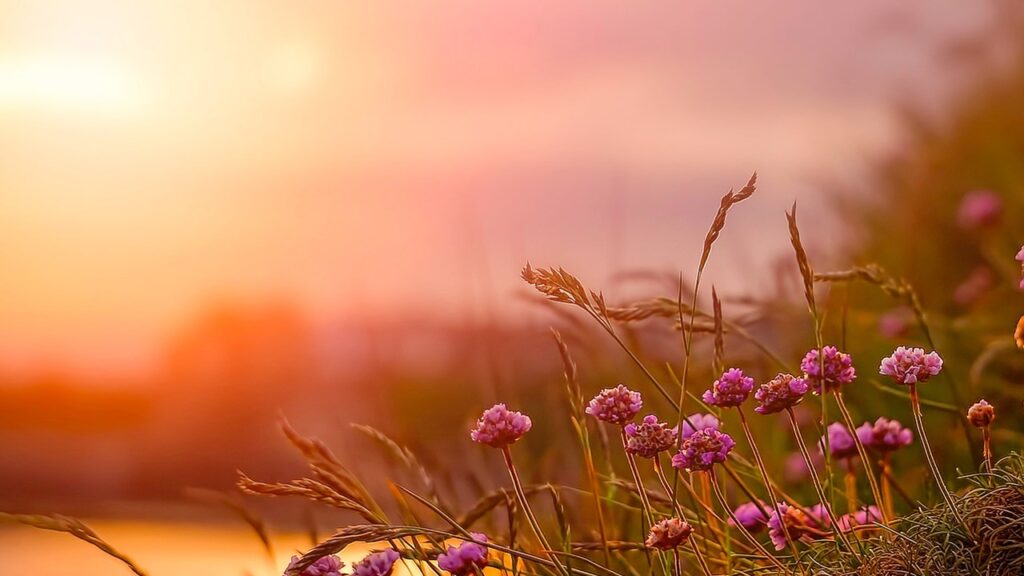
[689,540,713,576]
[833,392,887,524]
[982,427,993,474]
[785,408,856,555]
[880,455,894,519]
[737,407,805,573]
[843,459,858,514]
[501,447,571,576]
[908,384,964,526]
[708,470,791,574]
[653,461,731,553]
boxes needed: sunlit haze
[0,1,989,379]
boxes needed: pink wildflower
[470,404,532,448]
[957,190,1002,230]
[624,415,677,458]
[285,555,344,576]
[671,428,735,472]
[351,550,400,576]
[837,506,882,533]
[645,518,693,549]
[820,422,858,459]
[801,346,856,393]
[586,384,642,425]
[679,413,720,439]
[729,501,769,533]
[438,534,489,576]
[879,347,943,385]
[753,373,809,414]
[702,368,754,407]
[856,417,912,453]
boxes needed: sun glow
[0,53,143,116]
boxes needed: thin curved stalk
[501,447,571,576]
[785,408,855,555]
[833,392,887,523]
[621,431,656,528]
[688,541,713,576]
[908,384,964,526]
[708,470,791,574]
[982,427,993,474]
[737,407,806,574]
[652,461,731,553]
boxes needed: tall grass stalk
[786,205,887,524]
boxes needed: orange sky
[0,1,990,378]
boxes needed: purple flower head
[671,428,735,472]
[470,404,532,448]
[766,503,815,551]
[879,347,943,386]
[645,517,693,550]
[957,190,1002,230]
[879,308,912,339]
[702,368,754,407]
[837,506,882,533]
[967,399,995,428]
[438,533,489,576]
[728,501,769,533]
[807,504,832,530]
[954,267,995,307]
[753,373,809,414]
[856,418,912,453]
[801,346,856,394]
[586,384,642,425]
[678,413,720,439]
[1017,245,1024,289]
[624,415,677,458]
[820,422,858,460]
[783,450,822,482]
[285,555,344,576]
[351,550,401,576]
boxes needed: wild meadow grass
[7,173,1023,576]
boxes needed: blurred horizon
[0,0,994,382]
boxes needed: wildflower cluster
[586,384,642,425]
[856,417,912,452]
[470,404,532,448]
[702,368,754,407]
[624,415,677,458]
[801,346,856,393]
[753,373,809,414]
[645,518,693,550]
[879,346,943,385]
[438,535,489,576]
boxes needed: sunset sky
[0,1,990,379]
